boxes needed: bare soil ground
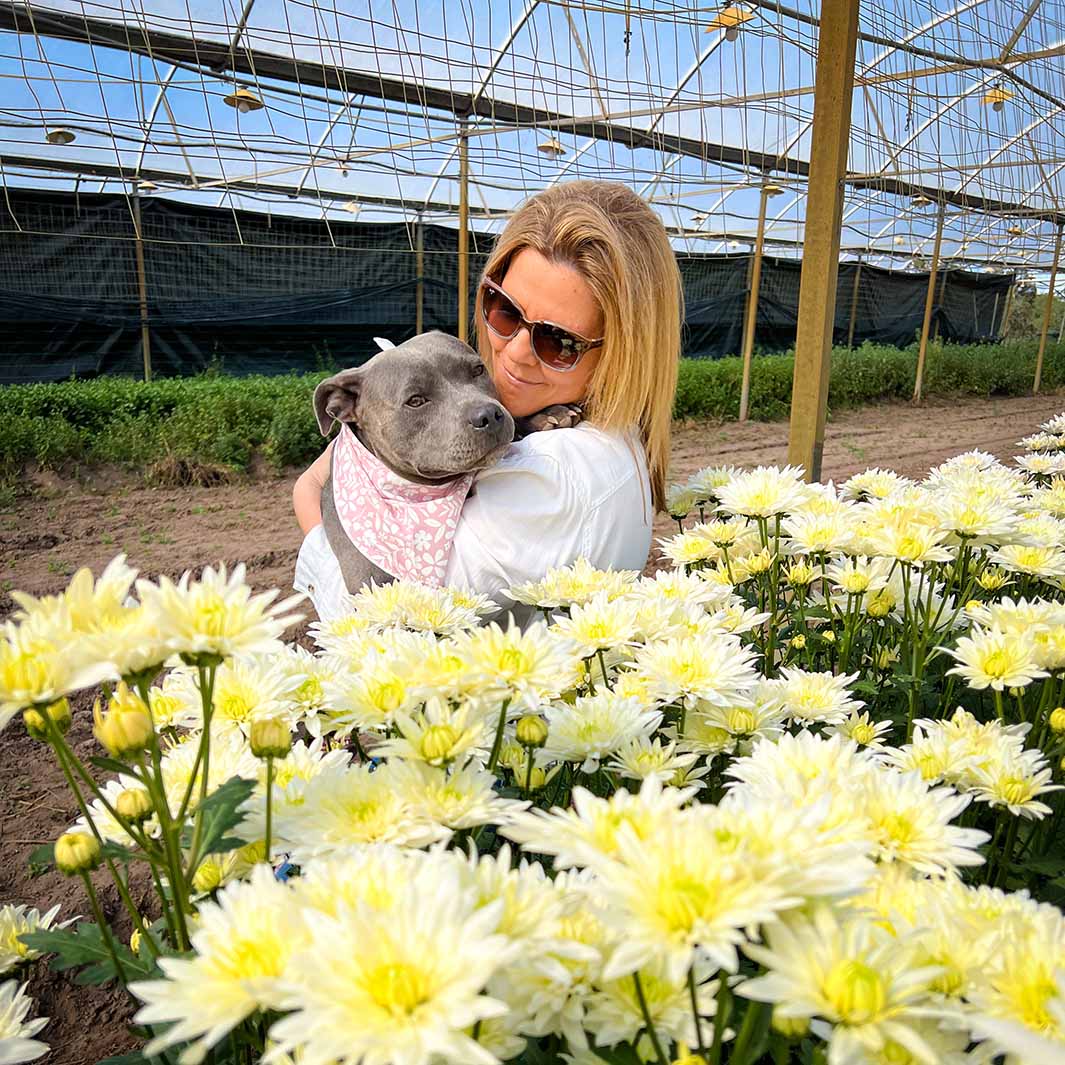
[0,390,1060,1062]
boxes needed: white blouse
[293,424,653,624]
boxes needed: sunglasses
[480,278,604,372]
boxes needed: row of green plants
[2,338,1062,483]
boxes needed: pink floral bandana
[330,425,473,586]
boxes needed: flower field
[3,414,1065,1065]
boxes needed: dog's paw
[514,403,584,438]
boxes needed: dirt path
[2,392,1056,615]
[0,390,1059,1062]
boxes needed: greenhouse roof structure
[2,0,1065,276]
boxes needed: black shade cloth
[0,190,1013,384]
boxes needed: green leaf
[180,775,256,857]
[90,755,139,778]
[590,1044,643,1065]
[27,842,54,877]
[101,840,140,865]
[21,921,157,987]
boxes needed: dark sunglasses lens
[533,324,581,370]
[483,287,521,337]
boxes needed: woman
[293,180,682,621]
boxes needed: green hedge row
[2,338,1062,482]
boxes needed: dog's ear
[313,367,363,436]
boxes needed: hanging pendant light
[136,179,158,193]
[910,194,933,207]
[762,181,785,196]
[537,136,565,158]
[981,85,1013,112]
[45,127,75,145]
[708,5,754,40]
[1007,225,1024,236]
[893,235,906,245]
[223,87,264,114]
[343,202,361,216]
[690,212,708,225]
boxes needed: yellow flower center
[369,678,405,712]
[928,957,965,997]
[1004,973,1058,1033]
[217,932,286,982]
[194,594,231,636]
[727,707,757,734]
[366,962,432,1016]
[296,677,324,705]
[420,724,461,762]
[217,692,253,722]
[497,648,528,675]
[999,776,1033,805]
[878,812,916,846]
[851,723,876,745]
[1,650,51,696]
[822,959,887,1024]
[659,876,713,933]
[980,650,1012,680]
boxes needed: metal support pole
[1057,305,1065,342]
[738,186,770,422]
[786,0,860,482]
[912,202,946,402]
[989,290,1000,338]
[846,258,862,348]
[131,191,152,382]
[457,116,470,343]
[1034,223,1063,394]
[932,265,948,341]
[415,219,425,335]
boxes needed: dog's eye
[472,364,486,378]
[405,395,428,408]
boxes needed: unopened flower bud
[115,787,153,825]
[866,590,894,618]
[249,717,292,760]
[516,715,549,749]
[821,629,837,644]
[671,1044,707,1065]
[55,831,101,876]
[771,1008,809,1038]
[22,698,71,742]
[744,549,774,576]
[192,858,223,895]
[420,724,461,764]
[789,634,807,650]
[129,928,142,954]
[785,562,816,587]
[964,599,982,613]
[526,766,548,791]
[1050,707,1065,733]
[93,683,152,758]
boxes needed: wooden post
[1057,304,1065,342]
[932,265,948,341]
[1000,281,1016,338]
[786,0,860,481]
[989,290,1000,338]
[131,191,152,382]
[738,185,770,422]
[415,219,425,335]
[912,201,946,402]
[457,116,470,343]
[846,258,862,348]
[1034,223,1063,394]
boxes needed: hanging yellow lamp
[981,86,1013,112]
[762,181,785,196]
[223,87,265,114]
[1007,225,1024,236]
[537,136,565,158]
[708,5,755,40]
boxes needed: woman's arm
[292,439,335,534]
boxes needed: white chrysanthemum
[346,580,486,635]
[391,760,527,830]
[607,736,702,784]
[597,806,803,982]
[656,530,720,568]
[765,668,862,727]
[693,687,787,746]
[992,542,1065,579]
[158,730,260,820]
[541,694,662,773]
[1016,511,1065,547]
[856,769,987,876]
[1017,452,1065,476]
[169,656,301,738]
[686,465,739,502]
[931,491,1020,544]
[275,645,341,734]
[968,747,1061,819]
[268,878,516,1065]
[551,593,641,656]
[505,558,638,610]
[665,484,698,519]
[703,601,770,636]
[0,905,68,977]
[840,468,911,501]
[0,981,48,1064]
[830,710,893,750]
[500,777,696,869]
[626,570,732,611]
[0,618,115,725]
[824,555,893,597]
[132,865,307,1064]
[784,509,857,554]
[943,626,1048,691]
[867,519,954,567]
[740,907,942,1065]
[136,563,303,661]
[454,621,580,710]
[274,760,450,863]
[628,632,759,709]
[375,698,489,767]
[716,465,810,518]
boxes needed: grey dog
[313,330,580,594]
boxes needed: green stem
[596,649,611,688]
[524,748,534,798]
[486,697,512,773]
[264,757,275,864]
[78,870,128,986]
[730,1001,769,1065]
[708,980,731,1065]
[688,968,707,1057]
[632,972,669,1065]
[995,814,1021,889]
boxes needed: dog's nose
[470,404,505,430]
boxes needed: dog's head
[313,331,514,482]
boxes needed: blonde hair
[475,180,681,511]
